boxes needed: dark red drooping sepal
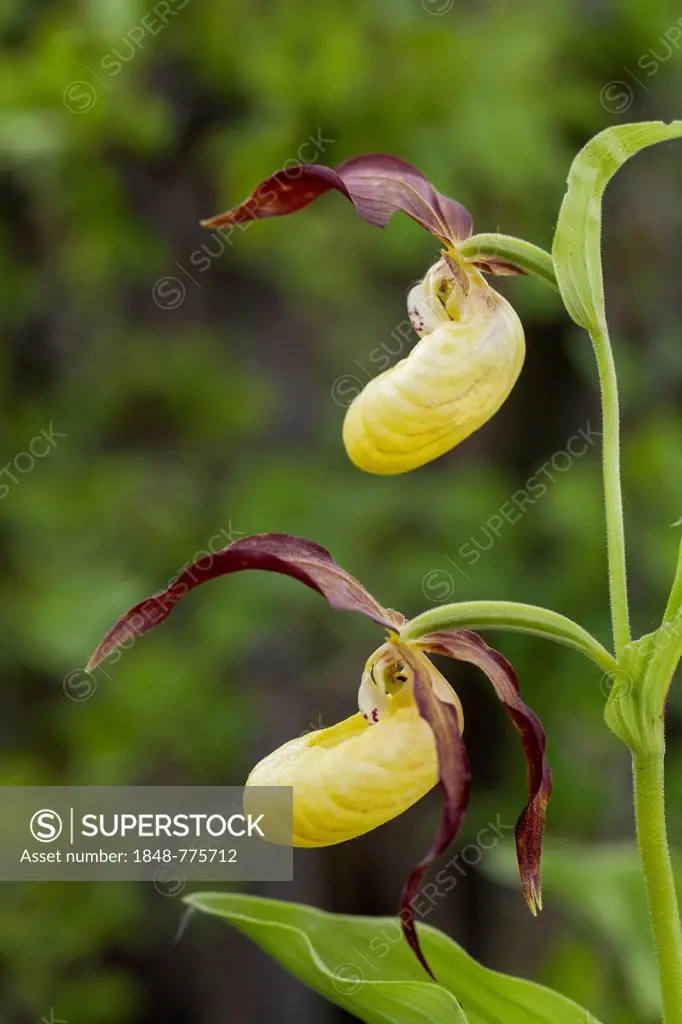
[87,533,402,671]
[397,646,472,981]
[201,154,473,245]
[420,630,551,915]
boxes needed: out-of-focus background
[1,0,682,1021]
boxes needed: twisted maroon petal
[88,534,401,670]
[201,154,473,244]
[397,647,471,980]
[419,629,551,915]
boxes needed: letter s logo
[30,809,63,842]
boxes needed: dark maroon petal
[201,166,349,227]
[201,154,473,244]
[335,154,473,242]
[420,630,551,915]
[88,534,400,671]
[397,646,472,980]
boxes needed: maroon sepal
[420,630,551,915]
[88,533,401,671]
[397,647,472,980]
[470,257,527,277]
[201,154,473,245]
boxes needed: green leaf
[553,121,682,335]
[186,892,602,1024]
[663,531,682,623]
[485,841,682,1017]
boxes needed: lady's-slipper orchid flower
[202,156,526,474]
[88,533,551,978]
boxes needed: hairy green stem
[633,751,682,1023]
[404,600,618,676]
[587,321,682,1013]
[457,233,558,291]
[590,322,631,659]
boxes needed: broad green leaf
[553,121,682,335]
[186,892,602,1024]
[485,841,682,1017]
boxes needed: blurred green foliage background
[1,0,681,1021]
